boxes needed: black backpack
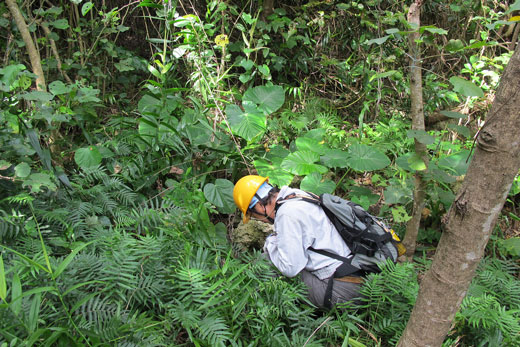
[278,191,406,308]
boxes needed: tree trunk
[6,0,46,91]
[402,0,428,260]
[398,44,520,347]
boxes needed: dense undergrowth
[1,0,519,345]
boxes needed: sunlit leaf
[407,153,427,171]
[226,103,266,142]
[243,85,285,114]
[300,172,336,195]
[14,162,31,178]
[295,137,327,154]
[449,76,484,97]
[281,150,328,175]
[254,159,293,187]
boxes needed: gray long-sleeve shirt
[263,186,352,280]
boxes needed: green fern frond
[197,315,232,346]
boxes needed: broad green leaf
[22,91,54,102]
[348,186,380,205]
[203,179,235,213]
[76,87,101,103]
[437,151,471,176]
[396,153,415,172]
[14,162,31,178]
[48,80,72,95]
[304,128,326,140]
[321,148,349,168]
[449,76,484,97]
[138,94,161,114]
[50,19,69,29]
[445,39,464,52]
[0,255,6,300]
[346,144,390,172]
[243,85,285,114]
[406,130,435,145]
[407,153,427,171]
[226,103,266,142]
[350,195,371,211]
[138,118,157,139]
[74,146,102,169]
[384,185,412,204]
[295,137,327,154]
[258,64,270,77]
[439,111,466,119]
[266,145,290,161]
[364,35,390,45]
[420,26,448,35]
[238,59,254,71]
[0,160,10,170]
[447,124,471,138]
[22,173,57,193]
[428,167,457,184]
[81,2,94,16]
[52,242,92,280]
[0,64,26,90]
[281,150,328,175]
[300,172,336,195]
[254,159,293,187]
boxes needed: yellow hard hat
[233,175,269,223]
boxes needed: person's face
[250,197,276,224]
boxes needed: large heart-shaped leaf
[281,150,328,175]
[75,146,102,169]
[203,179,235,213]
[300,172,336,195]
[346,144,390,171]
[321,148,349,168]
[295,137,327,154]
[243,85,285,114]
[384,184,412,205]
[226,103,266,142]
[254,159,294,187]
[449,76,484,97]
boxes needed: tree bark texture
[6,0,46,91]
[402,0,428,259]
[398,44,520,347]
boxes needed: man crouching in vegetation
[233,175,362,309]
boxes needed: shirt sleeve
[264,213,309,277]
